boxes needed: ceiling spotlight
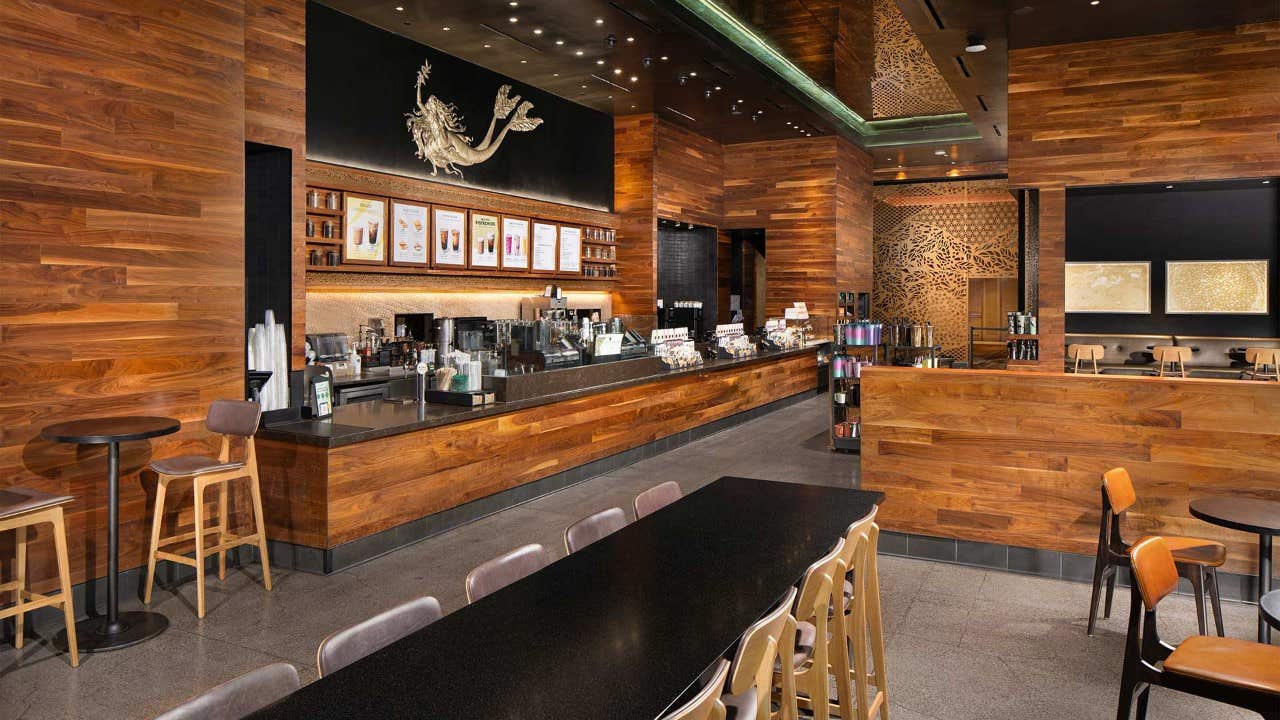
[965,33,987,53]
[552,72,559,77]
[520,59,527,64]
[394,5,404,10]
[641,56,653,68]
[1090,0,1100,4]
[575,50,584,56]
[678,74,688,86]
[606,34,617,48]
[660,55,669,61]
[613,67,623,75]
[509,1,518,5]
[626,36,635,43]
[582,84,587,88]
[555,39,564,45]
[595,17,604,25]
[1265,180,1273,184]
[483,43,491,48]
[714,85,721,91]
[533,28,542,35]
[785,121,792,126]
[934,150,948,156]
[509,16,518,23]
[630,75,638,82]
[689,71,697,77]
[1165,185,1174,189]
[441,26,450,31]
[596,59,605,65]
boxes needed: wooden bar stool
[1087,468,1225,637]
[663,659,730,720]
[1068,344,1104,374]
[783,538,848,720]
[0,487,78,666]
[835,510,889,720]
[1246,348,1280,381]
[1118,537,1280,720]
[720,586,799,720]
[1152,345,1191,378]
[143,400,271,618]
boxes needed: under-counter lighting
[1265,180,1272,184]
[1166,185,1175,189]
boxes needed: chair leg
[248,472,272,592]
[1206,568,1225,637]
[217,481,228,581]
[13,525,26,650]
[1104,569,1117,620]
[1134,686,1150,720]
[51,509,78,667]
[866,557,889,720]
[193,481,207,618]
[1088,547,1108,636]
[1189,566,1207,636]
[143,479,168,605]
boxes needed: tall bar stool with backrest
[1152,345,1191,378]
[1087,467,1225,637]
[564,507,628,553]
[635,481,682,519]
[317,596,442,677]
[1068,344,1105,374]
[783,538,849,720]
[663,659,730,720]
[466,543,550,603]
[720,586,799,720]
[154,663,300,720]
[1118,537,1280,720]
[1246,348,1280,381]
[835,509,889,720]
[0,487,78,666]
[143,400,272,618]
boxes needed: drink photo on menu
[432,206,468,267]
[470,211,499,268]
[342,193,387,265]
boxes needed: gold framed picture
[470,211,500,268]
[342,194,387,265]
[431,205,468,268]
[389,201,429,267]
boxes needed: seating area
[1064,335,1280,379]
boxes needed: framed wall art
[342,193,387,265]
[531,220,559,274]
[1065,261,1151,314]
[558,225,582,275]
[1166,260,1269,314]
[501,216,530,272]
[390,201,429,267]
[469,211,500,268]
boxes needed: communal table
[1189,497,1280,643]
[41,416,181,651]
[249,476,883,719]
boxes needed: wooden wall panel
[1008,22,1280,188]
[245,0,306,368]
[862,367,1280,575]
[655,120,723,228]
[1036,188,1065,370]
[836,137,874,296]
[0,0,247,588]
[613,115,658,331]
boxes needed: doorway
[968,277,1018,366]
[728,229,766,328]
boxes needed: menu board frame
[500,215,531,272]
[431,205,469,268]
[469,210,500,269]
[342,193,387,266]
[558,225,582,276]
[530,220,559,275]
[389,200,429,268]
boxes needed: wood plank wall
[656,120,724,228]
[836,137,874,295]
[0,1,249,588]
[245,0,307,368]
[1008,22,1280,188]
[258,352,818,547]
[861,367,1280,575]
[1035,188,1065,371]
[613,115,658,331]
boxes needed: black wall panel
[658,226,718,324]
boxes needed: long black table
[248,477,883,719]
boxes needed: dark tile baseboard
[881,530,1266,603]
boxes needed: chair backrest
[153,663,300,720]
[316,596,442,677]
[206,400,262,438]
[1129,536,1179,611]
[565,507,628,553]
[1102,467,1137,514]
[837,508,878,577]
[727,586,797,715]
[1247,347,1280,365]
[1153,345,1191,363]
[1068,344,1104,361]
[796,537,846,624]
[466,543,550,603]
[635,481,683,519]
[660,659,729,720]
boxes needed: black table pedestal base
[54,611,169,653]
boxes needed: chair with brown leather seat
[662,659,730,720]
[635,481,683,519]
[720,586,799,720]
[564,507,628,553]
[154,663,300,720]
[317,596,442,677]
[0,487,78,667]
[782,538,850,720]
[1087,467,1225,637]
[466,543,551,603]
[143,400,272,618]
[1118,536,1280,720]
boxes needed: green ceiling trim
[672,0,981,145]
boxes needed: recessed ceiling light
[660,55,669,61]
[483,44,491,48]
[631,104,636,109]
[630,75,638,82]
[607,95,613,99]
[1090,0,1100,5]
[520,59,527,64]
[965,33,987,53]
[533,28,542,35]
[581,84,587,88]
[596,59,605,65]
[1265,180,1273,184]
[575,50,584,56]
[934,150,948,156]
[714,85,721,90]
[897,164,903,168]
[951,161,956,165]
[689,71,697,77]
[552,72,559,77]
[441,26,450,31]
[555,39,564,45]
[1165,184,1174,189]
[509,16,518,23]
[626,36,635,43]
[595,18,604,25]
[614,68,622,75]
[394,5,403,10]
[509,1,518,5]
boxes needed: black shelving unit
[830,292,874,453]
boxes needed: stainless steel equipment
[434,318,456,358]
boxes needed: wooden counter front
[258,351,817,550]
[860,367,1280,575]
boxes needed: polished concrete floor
[0,394,1262,719]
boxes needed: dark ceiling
[1008,0,1280,49]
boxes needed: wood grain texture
[245,0,306,368]
[1008,22,1280,188]
[613,114,658,331]
[873,161,1008,183]
[861,366,1280,575]
[836,137,874,296]
[656,120,724,228]
[1036,188,1065,371]
[258,352,818,548]
[0,0,247,588]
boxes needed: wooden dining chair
[1087,467,1225,638]
[720,586,799,720]
[835,509,889,720]
[783,538,849,720]
[564,507,628,553]
[635,481,683,519]
[466,543,550,603]
[154,663,300,720]
[317,596,442,677]
[1118,537,1280,720]
[144,400,272,618]
[0,487,78,667]
[1068,344,1104,374]
[1246,348,1280,381]
[663,659,730,720]
[1152,346,1191,378]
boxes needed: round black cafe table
[1189,497,1280,643]
[41,416,181,651]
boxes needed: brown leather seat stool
[0,487,78,666]
[143,400,272,618]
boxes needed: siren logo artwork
[406,60,544,178]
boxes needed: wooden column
[1036,188,1065,372]
[613,114,658,332]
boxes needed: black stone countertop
[245,476,883,720]
[258,344,824,449]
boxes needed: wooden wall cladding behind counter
[860,367,1280,575]
[258,352,817,548]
